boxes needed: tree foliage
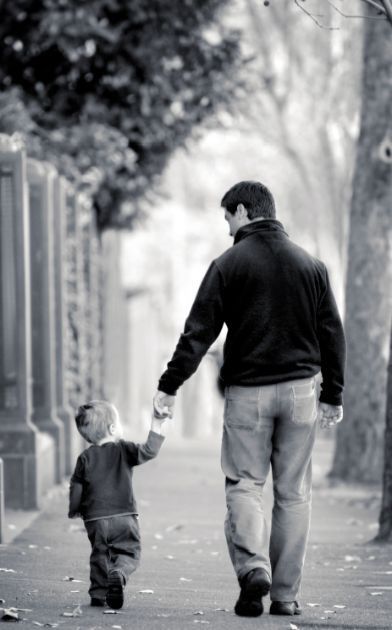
[0,0,241,229]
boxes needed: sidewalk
[1,432,391,630]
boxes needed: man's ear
[236,203,248,219]
[109,423,115,435]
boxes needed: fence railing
[0,134,129,510]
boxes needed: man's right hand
[318,402,343,429]
[153,390,175,419]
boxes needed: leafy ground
[1,432,392,629]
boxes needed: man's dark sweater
[158,220,345,406]
[69,431,164,521]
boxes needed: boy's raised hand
[153,390,175,419]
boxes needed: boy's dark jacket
[158,220,345,405]
[68,431,164,521]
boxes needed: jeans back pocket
[225,397,259,431]
[290,379,317,425]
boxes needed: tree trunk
[375,322,392,541]
[330,17,392,482]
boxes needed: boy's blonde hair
[75,400,119,444]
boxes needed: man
[154,181,345,617]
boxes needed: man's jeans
[85,515,141,600]
[221,377,318,602]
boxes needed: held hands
[153,390,175,419]
[151,390,175,436]
[318,402,343,429]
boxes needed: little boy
[68,400,166,609]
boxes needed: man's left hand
[153,390,175,419]
[318,402,343,429]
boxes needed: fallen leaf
[214,608,229,612]
[180,577,192,582]
[62,604,82,617]
[0,607,19,621]
[104,609,120,614]
[306,603,320,607]
[344,555,361,563]
[210,552,219,556]
[324,610,336,614]
[70,590,80,593]
[138,589,154,594]
[0,568,16,573]
[28,544,38,549]
[289,624,298,630]
[193,611,204,615]
[165,555,174,560]
[370,592,383,596]
[368,556,376,561]
[112,626,122,629]
[154,533,163,540]
[333,605,346,609]
[193,621,209,625]
[165,523,184,533]
[62,576,83,583]
[43,546,51,551]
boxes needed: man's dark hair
[221,181,276,219]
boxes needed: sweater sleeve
[158,261,225,395]
[317,266,346,405]
[123,431,165,466]
[68,455,84,518]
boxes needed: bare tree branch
[329,0,388,19]
[360,0,392,24]
[380,0,392,23]
[359,0,387,14]
[294,0,339,29]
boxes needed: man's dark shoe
[106,571,124,610]
[90,597,105,607]
[234,568,271,617]
[270,601,302,616]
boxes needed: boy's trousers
[221,377,318,603]
[85,514,141,600]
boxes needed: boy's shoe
[234,568,271,617]
[106,571,124,610]
[90,598,105,607]
[270,601,302,616]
